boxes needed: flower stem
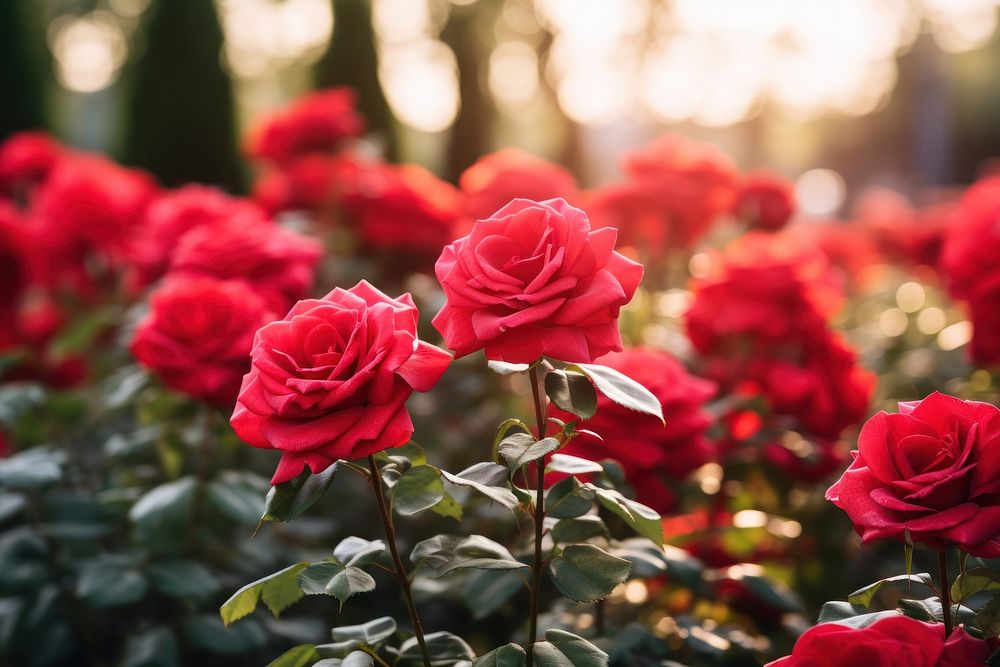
[527,364,549,667]
[938,549,953,638]
[367,455,431,667]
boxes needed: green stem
[526,363,549,667]
[938,550,953,638]
[367,455,431,667]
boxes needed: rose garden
[3,3,1000,665]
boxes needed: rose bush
[433,197,642,363]
[230,280,452,483]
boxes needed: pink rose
[231,281,451,483]
[432,198,642,363]
[826,392,1000,556]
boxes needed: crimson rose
[459,148,577,225]
[231,281,451,483]
[767,616,998,666]
[247,88,364,164]
[826,392,1000,556]
[432,197,642,363]
[131,276,276,407]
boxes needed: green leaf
[76,555,148,608]
[121,627,178,667]
[341,652,376,667]
[432,492,464,521]
[588,486,663,547]
[0,448,64,490]
[207,474,265,525]
[0,492,27,523]
[533,629,608,667]
[332,617,397,644]
[548,544,631,602]
[488,361,530,375]
[333,537,386,568]
[545,370,598,420]
[904,542,913,578]
[567,363,663,423]
[261,462,340,524]
[219,562,310,626]
[147,560,219,601]
[411,534,528,576]
[550,516,607,543]
[473,643,527,667]
[546,454,603,476]
[492,418,531,462]
[129,476,196,529]
[975,592,1000,637]
[441,463,519,511]
[299,561,376,607]
[545,477,595,519]
[392,465,445,516]
[267,644,321,667]
[952,568,1000,601]
[463,569,525,620]
[818,601,900,628]
[848,573,934,607]
[498,434,560,473]
[398,631,475,665]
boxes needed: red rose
[230,280,451,483]
[129,185,269,288]
[252,153,364,217]
[247,87,364,164]
[767,616,998,666]
[826,392,1000,556]
[733,170,795,231]
[131,276,276,407]
[459,148,577,225]
[344,163,460,258]
[549,347,716,513]
[0,131,64,200]
[0,201,33,316]
[170,219,323,313]
[432,197,643,363]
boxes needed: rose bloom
[0,201,33,316]
[129,185,269,288]
[733,170,795,231]
[942,176,1000,364]
[549,348,716,513]
[767,616,998,667]
[131,276,276,407]
[170,218,323,313]
[433,197,643,363]
[247,88,364,164]
[826,392,1000,556]
[252,153,364,217]
[0,131,64,200]
[459,148,577,226]
[231,280,451,483]
[343,163,461,258]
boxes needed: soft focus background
[3,1,1000,666]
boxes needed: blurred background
[7,0,1000,199]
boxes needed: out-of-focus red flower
[458,148,577,228]
[129,185,269,288]
[131,276,276,407]
[941,176,1000,365]
[252,153,365,217]
[733,170,795,231]
[169,219,323,314]
[343,163,461,259]
[0,131,65,201]
[686,233,872,438]
[0,201,33,316]
[549,347,716,513]
[247,88,365,164]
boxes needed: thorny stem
[367,455,431,667]
[527,363,549,667]
[938,550,953,638]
